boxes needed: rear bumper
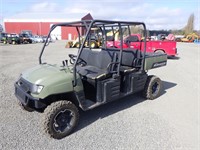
[167,48,178,57]
[175,48,178,56]
[14,83,46,110]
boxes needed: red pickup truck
[107,34,177,57]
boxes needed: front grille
[16,78,32,93]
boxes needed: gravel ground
[0,41,199,150]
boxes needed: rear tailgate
[144,53,167,70]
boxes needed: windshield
[21,34,31,37]
[10,34,18,37]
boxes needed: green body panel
[1,37,6,41]
[21,64,80,99]
[144,54,167,70]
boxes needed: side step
[81,99,103,110]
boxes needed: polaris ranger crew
[15,20,167,139]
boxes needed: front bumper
[15,83,46,110]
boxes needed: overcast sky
[0,0,199,30]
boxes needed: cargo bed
[144,53,167,70]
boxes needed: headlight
[32,85,44,94]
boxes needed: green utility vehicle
[7,33,22,44]
[1,32,8,44]
[1,33,22,44]
[15,20,167,139]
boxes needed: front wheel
[142,75,162,100]
[90,41,97,48]
[43,100,79,139]
[75,43,80,48]
[12,41,16,45]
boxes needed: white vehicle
[33,35,43,43]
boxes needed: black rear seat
[76,48,118,83]
[76,48,142,84]
[102,48,142,73]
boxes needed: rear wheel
[29,40,32,44]
[142,75,162,100]
[43,100,79,139]
[155,49,165,54]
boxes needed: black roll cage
[39,20,147,86]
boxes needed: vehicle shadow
[160,81,177,96]
[74,80,177,134]
[168,56,180,60]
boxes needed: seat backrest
[79,48,115,70]
[98,50,117,69]
[86,51,99,67]
[79,48,98,66]
[102,48,142,67]
[79,48,142,70]
[79,48,91,63]
[121,49,137,67]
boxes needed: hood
[21,64,71,85]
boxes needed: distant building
[4,19,77,40]
[3,13,93,40]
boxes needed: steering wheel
[68,54,77,64]
[68,54,87,66]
